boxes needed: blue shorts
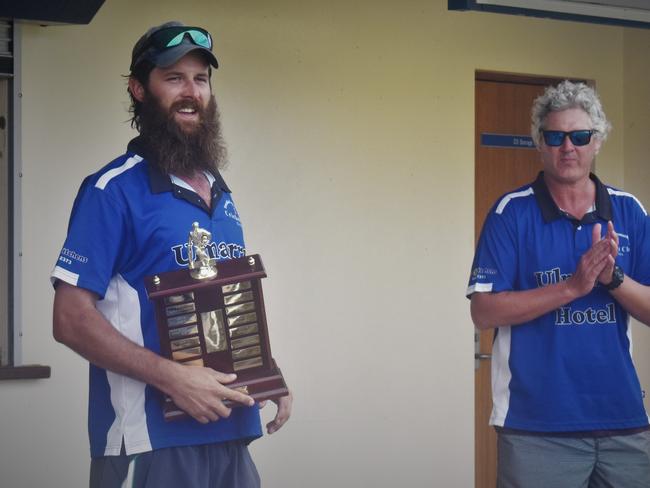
[89,441,260,488]
[497,431,650,488]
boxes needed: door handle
[474,330,492,370]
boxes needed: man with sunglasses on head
[51,21,292,488]
[467,81,650,487]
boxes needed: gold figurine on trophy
[188,222,218,280]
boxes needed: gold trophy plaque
[145,223,288,421]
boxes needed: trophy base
[162,366,289,421]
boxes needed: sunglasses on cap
[541,130,597,147]
[131,25,215,70]
[149,26,213,50]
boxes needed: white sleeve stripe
[495,187,534,215]
[607,188,648,216]
[466,282,493,296]
[51,265,79,286]
[95,156,143,190]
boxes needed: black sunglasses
[541,130,597,147]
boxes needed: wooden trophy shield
[145,251,288,421]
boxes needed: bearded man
[51,22,291,488]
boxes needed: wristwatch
[604,264,624,291]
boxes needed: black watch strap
[604,264,624,291]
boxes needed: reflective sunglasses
[541,130,596,147]
[149,26,213,50]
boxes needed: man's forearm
[53,281,255,423]
[471,281,579,329]
[53,282,178,394]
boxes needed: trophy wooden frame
[145,254,288,421]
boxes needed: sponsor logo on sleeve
[471,266,497,281]
[58,247,88,266]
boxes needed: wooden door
[473,72,587,488]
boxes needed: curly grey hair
[531,80,611,147]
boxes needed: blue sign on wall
[481,133,535,149]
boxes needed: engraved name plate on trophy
[145,223,289,421]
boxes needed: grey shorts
[497,431,650,488]
[89,441,260,488]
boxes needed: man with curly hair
[468,80,650,487]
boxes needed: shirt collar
[127,136,231,195]
[532,171,613,223]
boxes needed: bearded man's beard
[138,93,227,175]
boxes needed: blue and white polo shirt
[51,137,262,457]
[467,172,650,433]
